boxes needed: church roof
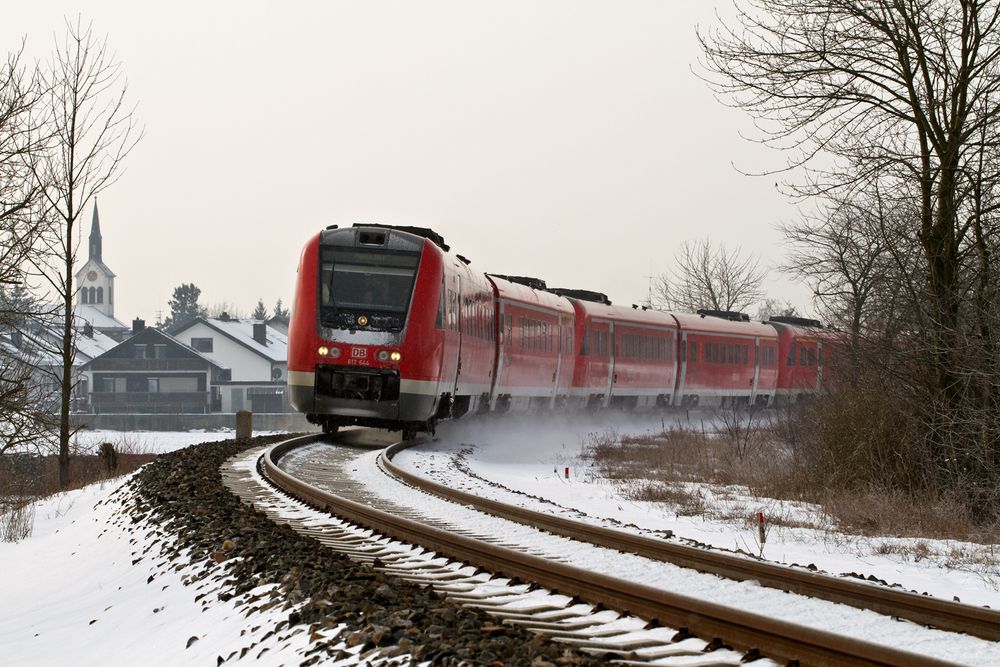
[76,304,128,332]
[75,257,116,279]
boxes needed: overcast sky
[7,1,810,324]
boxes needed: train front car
[287,225,452,435]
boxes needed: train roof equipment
[327,223,450,251]
[547,288,612,305]
[768,315,823,328]
[488,274,548,291]
[696,309,751,322]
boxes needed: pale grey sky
[8,1,809,323]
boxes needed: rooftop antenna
[644,261,656,309]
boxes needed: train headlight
[377,350,389,362]
[390,351,402,362]
[357,315,369,326]
[318,346,329,356]
[330,347,342,359]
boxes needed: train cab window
[320,246,421,328]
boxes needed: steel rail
[262,435,960,667]
[380,439,1000,643]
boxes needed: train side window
[743,345,748,365]
[800,346,807,366]
[807,347,816,366]
[435,284,445,329]
[788,346,796,365]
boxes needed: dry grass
[583,419,1000,548]
[0,442,158,542]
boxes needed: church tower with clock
[76,201,116,318]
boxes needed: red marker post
[564,466,569,479]
[757,511,766,545]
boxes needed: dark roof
[79,326,227,370]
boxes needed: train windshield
[319,247,421,325]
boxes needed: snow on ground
[68,429,285,455]
[0,461,385,667]
[349,432,1000,664]
[6,420,999,665]
[394,416,1000,611]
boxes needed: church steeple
[89,201,102,262]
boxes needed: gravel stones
[128,436,608,665]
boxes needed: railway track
[380,440,1000,643]
[226,431,991,666]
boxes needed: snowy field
[400,417,1000,611]
[2,424,999,665]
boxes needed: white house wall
[180,321,272,381]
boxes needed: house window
[134,344,147,359]
[192,337,213,353]
[154,344,167,359]
[148,378,160,393]
[102,378,116,393]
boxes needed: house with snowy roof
[0,308,121,412]
[169,315,290,412]
[79,322,229,414]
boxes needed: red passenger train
[288,224,838,436]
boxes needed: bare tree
[755,298,798,322]
[0,46,58,456]
[700,1,1000,519]
[0,44,49,295]
[654,238,766,313]
[27,18,141,488]
[699,0,1000,408]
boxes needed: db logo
[351,347,367,359]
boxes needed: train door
[605,321,616,408]
[674,331,688,406]
[549,313,573,407]
[438,273,462,413]
[489,298,505,408]
[816,339,824,390]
